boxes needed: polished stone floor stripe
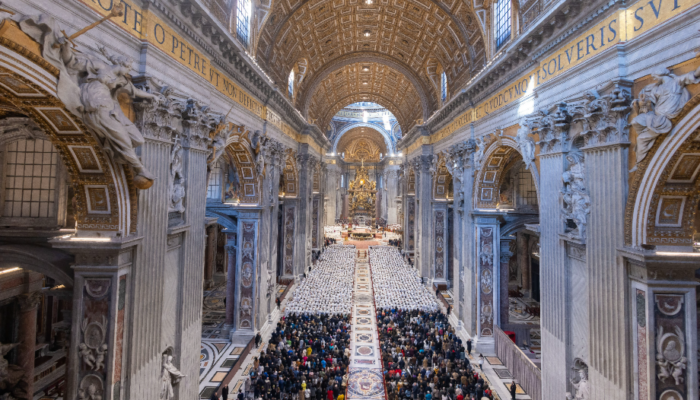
[348,250,386,400]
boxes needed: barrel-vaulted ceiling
[308,62,423,132]
[255,0,486,131]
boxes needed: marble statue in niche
[561,146,590,241]
[473,137,486,169]
[515,118,536,170]
[160,353,186,400]
[631,66,700,171]
[14,14,159,188]
[566,358,590,400]
[224,163,241,202]
[169,141,186,213]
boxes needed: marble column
[281,200,297,280]
[536,103,569,400]
[325,162,341,224]
[126,87,179,400]
[384,165,400,226]
[17,292,41,399]
[223,239,236,335]
[516,232,532,295]
[293,152,317,277]
[204,224,217,289]
[414,154,433,280]
[579,81,633,400]
[499,239,514,326]
[447,139,475,334]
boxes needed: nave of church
[0,0,699,399]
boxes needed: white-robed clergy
[369,246,439,312]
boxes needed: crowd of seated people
[245,313,352,400]
[286,246,355,315]
[376,309,495,400]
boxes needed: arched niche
[407,167,416,196]
[222,128,262,204]
[473,137,540,211]
[432,154,453,200]
[280,149,298,197]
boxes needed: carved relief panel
[407,199,416,251]
[433,209,446,280]
[312,197,319,249]
[238,221,257,330]
[477,225,496,337]
[654,294,689,399]
[284,206,295,275]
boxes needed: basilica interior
[0,0,699,400]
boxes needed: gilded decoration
[223,130,262,204]
[431,155,453,200]
[629,123,700,245]
[348,162,376,218]
[474,143,519,209]
[256,0,486,127]
[336,126,387,163]
[308,62,424,131]
[624,61,700,246]
[0,54,133,233]
[280,150,298,197]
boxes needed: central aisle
[347,249,386,400]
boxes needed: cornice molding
[150,0,323,140]
[399,0,621,150]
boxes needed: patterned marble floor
[199,340,247,398]
[199,281,285,398]
[347,250,386,400]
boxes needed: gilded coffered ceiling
[256,0,486,128]
[336,127,387,162]
[308,62,423,132]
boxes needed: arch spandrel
[626,96,700,247]
[0,26,137,235]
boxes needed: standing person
[255,332,262,348]
[466,340,472,357]
[211,391,219,400]
[509,382,517,400]
[238,389,245,400]
[276,297,281,309]
[222,384,229,400]
[477,355,484,370]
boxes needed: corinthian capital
[18,292,42,311]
